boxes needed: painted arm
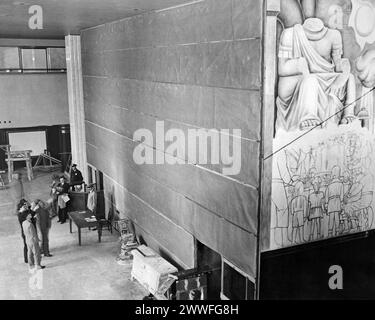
[331,29,344,72]
[278,57,310,77]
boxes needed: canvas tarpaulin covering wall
[81,0,263,278]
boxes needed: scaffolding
[33,150,62,172]
[0,145,34,182]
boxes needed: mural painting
[270,0,375,249]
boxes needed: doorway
[196,240,222,300]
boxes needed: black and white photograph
[1,0,375,307]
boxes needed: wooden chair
[97,210,113,234]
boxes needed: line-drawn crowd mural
[271,127,375,248]
[271,0,375,249]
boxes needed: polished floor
[0,169,148,300]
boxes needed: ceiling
[0,0,192,39]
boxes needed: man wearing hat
[31,199,52,257]
[70,164,84,191]
[18,199,32,264]
[56,176,70,224]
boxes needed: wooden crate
[131,245,178,297]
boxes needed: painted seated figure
[276,17,356,132]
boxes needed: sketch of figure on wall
[308,180,325,240]
[270,0,375,249]
[276,17,356,132]
[290,181,308,244]
[325,166,344,237]
[343,172,364,231]
[272,180,290,247]
[271,129,375,248]
[275,0,375,134]
[284,149,307,178]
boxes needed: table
[68,210,102,246]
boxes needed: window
[96,170,104,191]
[221,259,255,300]
[0,47,20,69]
[47,48,66,70]
[0,46,66,73]
[87,165,93,185]
[87,165,104,191]
[21,48,47,72]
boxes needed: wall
[0,38,65,47]
[269,0,375,250]
[0,73,69,128]
[81,0,263,277]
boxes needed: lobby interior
[0,0,262,300]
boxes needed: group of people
[17,199,52,272]
[17,164,98,272]
[50,164,84,224]
[289,166,368,243]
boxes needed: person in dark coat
[32,199,52,257]
[50,173,60,217]
[17,199,34,263]
[56,176,70,224]
[70,164,84,190]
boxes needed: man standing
[56,176,70,224]
[290,181,308,244]
[32,200,52,257]
[308,180,325,241]
[70,164,84,191]
[18,199,30,264]
[22,212,45,272]
[50,174,60,217]
[325,166,345,237]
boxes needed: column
[256,0,280,299]
[65,35,88,182]
[260,0,280,251]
